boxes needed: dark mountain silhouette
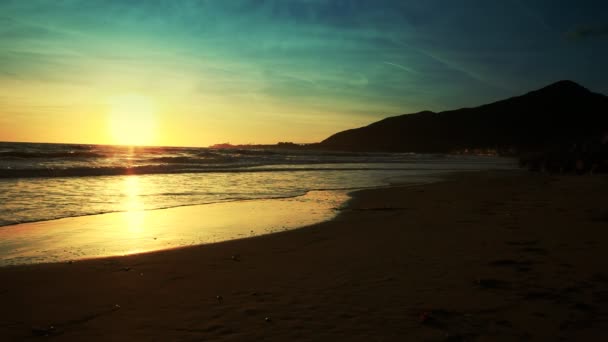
[319,80,608,154]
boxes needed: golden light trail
[122,175,146,235]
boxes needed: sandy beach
[1,170,608,341]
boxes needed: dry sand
[1,170,608,341]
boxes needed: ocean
[0,141,516,227]
[0,142,516,265]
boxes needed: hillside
[319,80,608,154]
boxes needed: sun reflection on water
[122,175,146,234]
[0,188,350,266]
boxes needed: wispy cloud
[1,0,608,144]
[567,24,608,40]
[514,0,553,32]
[383,62,416,74]
[401,43,499,89]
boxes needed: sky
[1,0,607,147]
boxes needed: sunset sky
[1,0,607,147]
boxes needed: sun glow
[107,94,157,146]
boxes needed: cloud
[567,24,608,40]
[383,62,416,74]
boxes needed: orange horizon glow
[107,94,158,146]
[0,74,378,148]
[0,86,372,148]
[2,2,607,148]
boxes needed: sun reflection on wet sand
[0,189,349,266]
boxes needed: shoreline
[2,170,607,340]
[0,167,460,228]
[0,174,445,267]
[0,174,442,229]
[0,190,351,267]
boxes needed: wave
[0,187,324,228]
[0,142,516,179]
[0,164,510,179]
[0,151,104,159]
[0,165,230,178]
[231,149,278,156]
[147,155,237,164]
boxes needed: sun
[107,94,157,146]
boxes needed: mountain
[319,80,608,154]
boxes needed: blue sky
[1,0,607,145]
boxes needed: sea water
[0,142,516,265]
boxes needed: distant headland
[211,80,608,173]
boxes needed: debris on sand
[31,325,55,337]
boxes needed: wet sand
[1,170,608,341]
[0,190,349,266]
